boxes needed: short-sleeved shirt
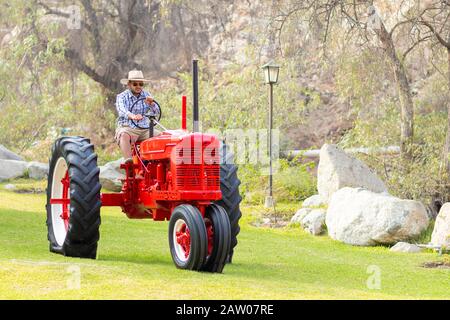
[115,89,158,128]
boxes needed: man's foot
[123,158,134,177]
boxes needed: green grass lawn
[0,180,449,300]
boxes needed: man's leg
[115,127,139,160]
[119,133,133,159]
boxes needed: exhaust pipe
[192,59,199,132]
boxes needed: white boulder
[302,194,327,208]
[0,159,28,181]
[326,187,429,246]
[390,242,423,253]
[99,158,125,191]
[431,203,450,248]
[27,162,49,179]
[0,144,23,161]
[317,144,388,201]
[4,184,16,191]
[290,208,312,224]
[301,209,326,235]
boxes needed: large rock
[301,209,326,235]
[390,242,423,253]
[99,158,125,191]
[431,203,450,248]
[0,145,23,161]
[290,208,312,224]
[326,187,429,246]
[302,194,327,208]
[27,162,49,180]
[0,159,28,181]
[317,144,388,201]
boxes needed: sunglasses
[131,82,144,87]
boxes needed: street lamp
[262,61,280,85]
[261,61,280,208]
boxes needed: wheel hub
[174,220,191,260]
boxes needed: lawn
[0,180,449,300]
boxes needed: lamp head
[262,61,280,84]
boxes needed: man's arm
[116,93,132,118]
[116,93,142,120]
[143,91,154,106]
[143,91,157,115]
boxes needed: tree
[273,0,428,159]
[33,0,226,107]
[418,1,450,178]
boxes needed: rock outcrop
[302,194,327,207]
[326,187,429,246]
[317,144,388,201]
[0,145,23,161]
[431,203,450,248]
[390,242,423,253]
[99,158,125,192]
[0,160,27,181]
[27,162,49,180]
[301,209,326,235]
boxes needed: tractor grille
[175,165,220,188]
[176,166,201,187]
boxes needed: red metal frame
[182,95,187,130]
[101,97,222,222]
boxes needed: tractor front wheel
[46,136,101,259]
[200,204,231,273]
[169,204,208,270]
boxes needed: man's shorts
[114,126,160,146]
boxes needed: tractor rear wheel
[215,143,242,263]
[200,204,231,273]
[46,136,101,259]
[169,204,208,270]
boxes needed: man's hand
[145,96,154,105]
[129,113,143,121]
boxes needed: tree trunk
[443,48,450,176]
[375,22,414,159]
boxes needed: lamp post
[261,61,280,208]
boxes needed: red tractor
[45,61,242,273]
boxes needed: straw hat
[120,70,151,85]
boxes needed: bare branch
[402,35,432,60]
[420,20,450,49]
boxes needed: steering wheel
[130,97,162,129]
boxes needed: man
[115,70,160,162]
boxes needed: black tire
[215,142,242,263]
[169,204,208,270]
[46,136,101,259]
[200,204,231,273]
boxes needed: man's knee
[119,133,132,147]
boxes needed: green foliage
[157,58,308,148]
[0,2,117,164]
[239,158,317,205]
[348,109,447,203]
[338,52,448,206]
